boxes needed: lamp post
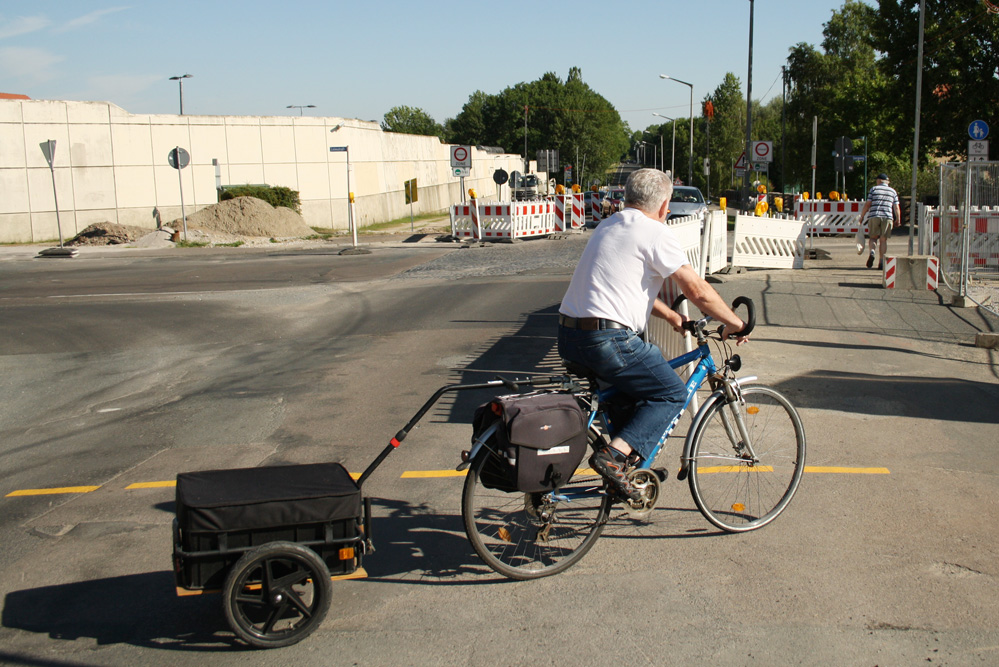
[168,74,192,115]
[652,112,676,177]
[660,74,694,185]
[287,105,316,116]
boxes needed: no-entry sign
[450,145,471,169]
[752,141,773,163]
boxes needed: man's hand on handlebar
[722,320,750,346]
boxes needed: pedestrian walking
[859,173,901,271]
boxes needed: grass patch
[176,240,209,248]
[213,241,244,247]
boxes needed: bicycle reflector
[747,406,760,415]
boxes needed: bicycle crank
[623,468,664,519]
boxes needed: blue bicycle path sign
[969,120,989,140]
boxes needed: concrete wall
[0,100,525,243]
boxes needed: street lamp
[287,105,316,116]
[652,112,676,177]
[168,74,192,115]
[660,74,694,185]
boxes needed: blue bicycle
[460,296,806,579]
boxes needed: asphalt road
[0,234,997,666]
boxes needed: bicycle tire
[461,428,609,580]
[688,385,805,532]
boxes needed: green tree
[449,68,630,184]
[381,106,446,141]
[872,0,999,161]
[704,73,746,195]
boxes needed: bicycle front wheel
[462,434,609,580]
[688,385,805,532]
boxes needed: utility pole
[781,65,787,194]
[908,0,926,255]
[742,0,755,211]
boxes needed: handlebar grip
[732,296,756,337]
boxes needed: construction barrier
[553,195,568,232]
[795,199,867,236]
[570,193,585,229]
[449,200,558,241]
[591,199,602,226]
[732,215,807,269]
[928,206,999,271]
[883,255,939,290]
[704,210,728,274]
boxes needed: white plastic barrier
[732,215,808,269]
[704,210,728,275]
[796,199,867,236]
[449,200,556,241]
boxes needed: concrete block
[883,255,939,290]
[975,333,999,349]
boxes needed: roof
[0,93,31,100]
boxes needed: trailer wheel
[222,541,332,649]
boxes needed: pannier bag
[471,392,588,493]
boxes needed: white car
[668,186,707,220]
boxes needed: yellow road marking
[803,466,890,474]
[126,481,176,489]
[401,470,467,478]
[6,486,100,497]
[4,465,892,498]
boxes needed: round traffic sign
[493,168,509,185]
[168,146,190,170]
[453,146,468,162]
[753,141,771,160]
[969,120,990,140]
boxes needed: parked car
[605,188,626,215]
[668,186,707,220]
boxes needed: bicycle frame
[585,340,758,479]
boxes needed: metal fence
[937,162,999,313]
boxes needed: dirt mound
[68,222,151,246]
[173,197,314,238]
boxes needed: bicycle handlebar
[669,294,756,338]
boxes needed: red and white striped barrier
[571,193,585,229]
[449,201,556,241]
[883,255,939,290]
[591,199,602,226]
[795,199,867,236]
[929,206,999,270]
[554,195,568,232]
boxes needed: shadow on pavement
[772,369,999,423]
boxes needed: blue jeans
[557,325,688,462]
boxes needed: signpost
[969,120,990,141]
[330,146,357,249]
[168,146,191,241]
[37,140,77,257]
[451,145,471,200]
[404,178,418,231]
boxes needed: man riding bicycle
[557,168,749,501]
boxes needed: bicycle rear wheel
[688,385,805,532]
[462,430,609,580]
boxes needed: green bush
[220,185,301,213]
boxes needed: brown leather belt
[558,315,629,331]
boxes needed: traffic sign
[734,151,747,170]
[752,141,773,163]
[969,140,989,157]
[450,145,471,168]
[454,167,469,177]
[404,178,418,204]
[168,146,190,170]
[752,162,767,172]
[969,120,989,140]
[493,169,509,185]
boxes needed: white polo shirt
[560,207,688,333]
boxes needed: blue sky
[1,1,858,134]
